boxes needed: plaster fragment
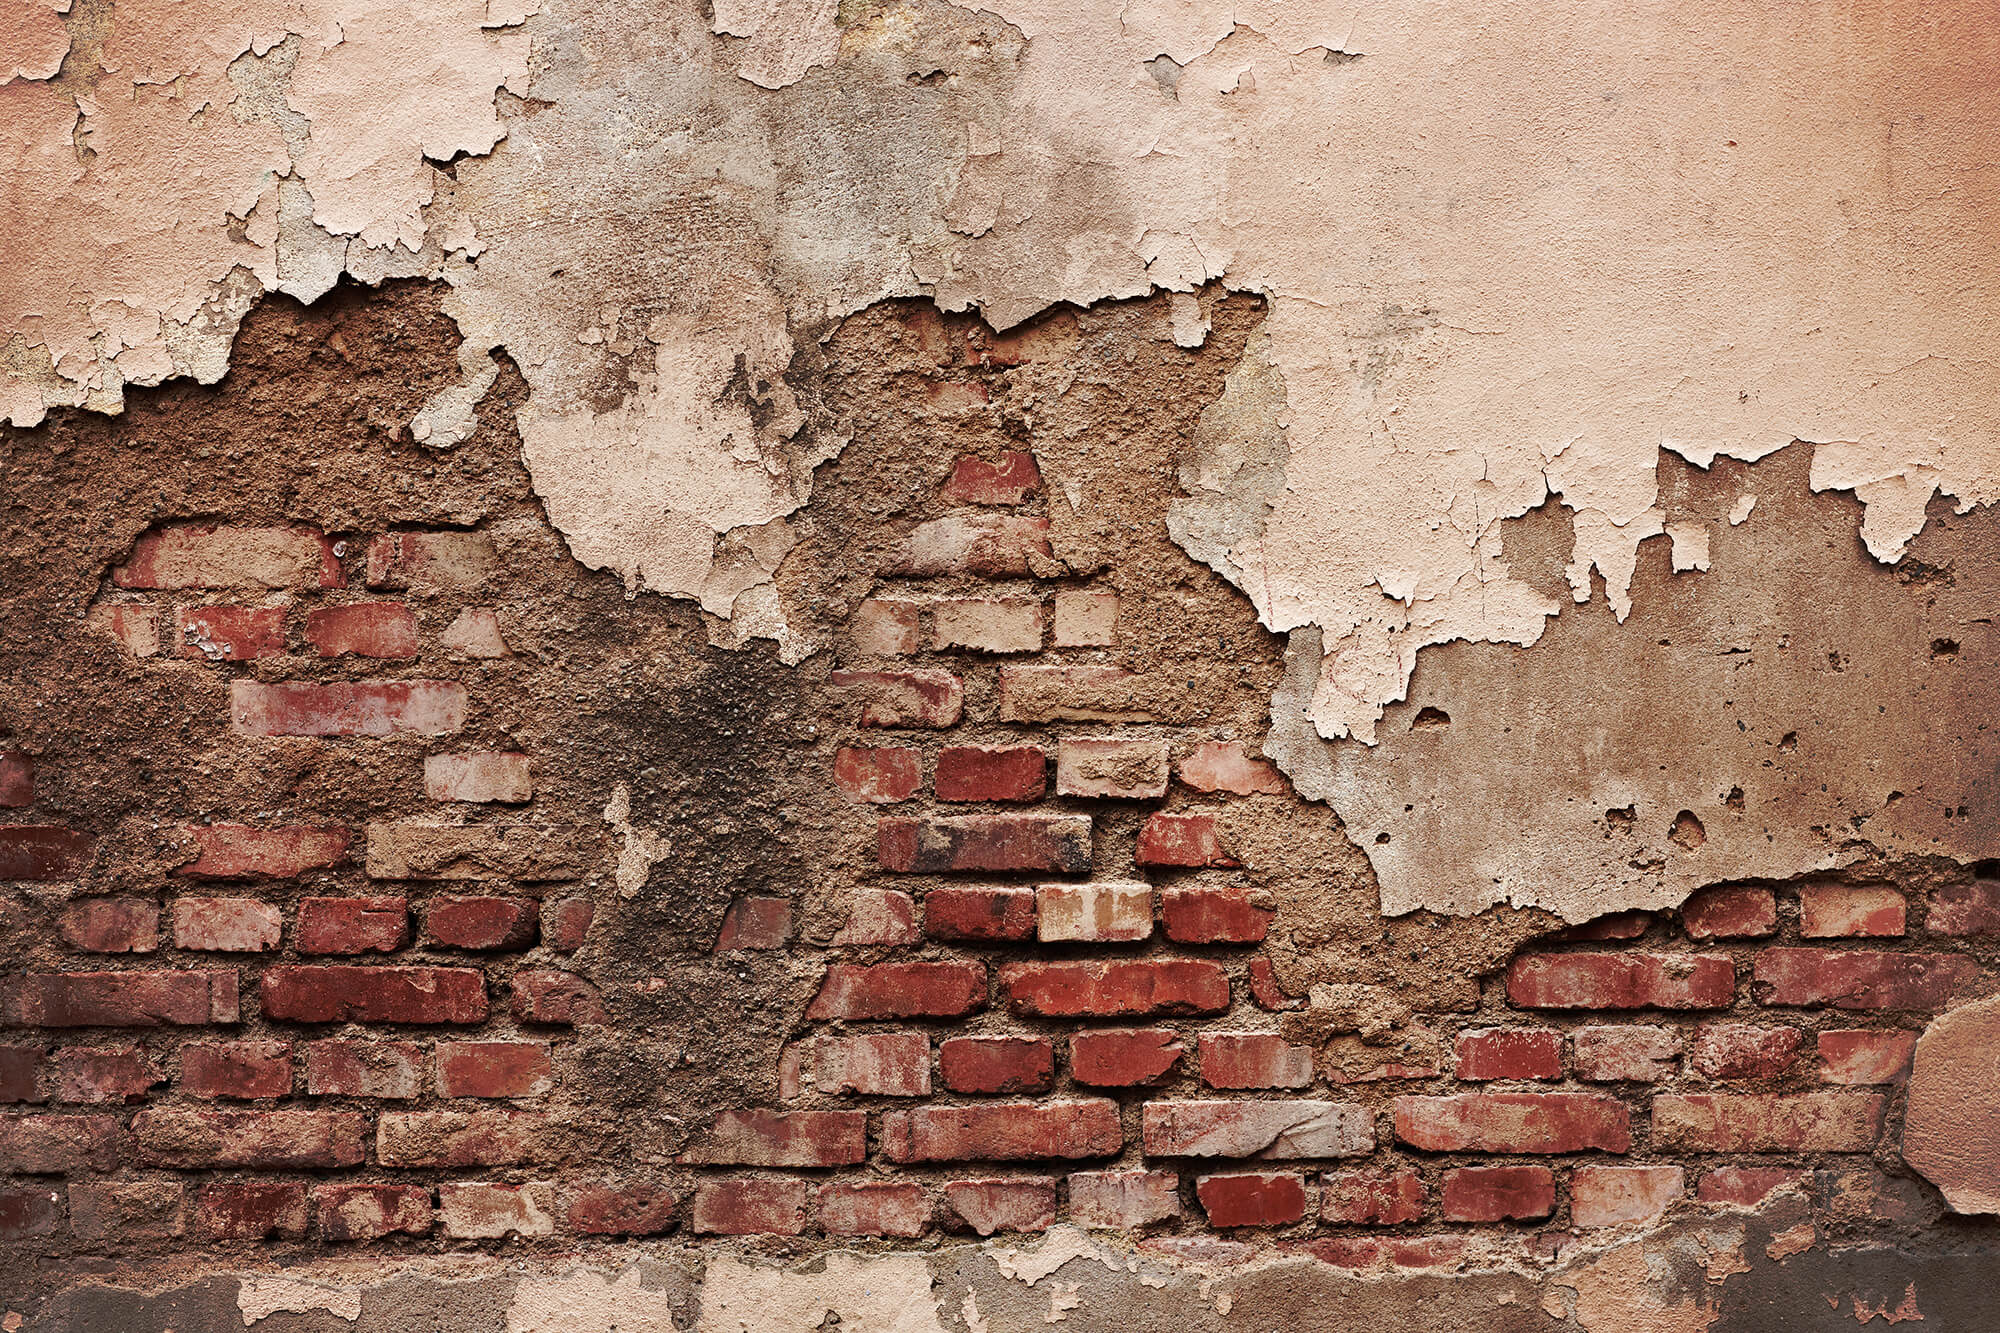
[697,1253,945,1333]
[507,1266,681,1333]
[2,0,71,84]
[237,1275,363,1324]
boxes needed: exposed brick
[1696,1167,1807,1207]
[939,1036,1052,1094]
[1554,911,1652,942]
[1197,1173,1306,1227]
[834,747,921,804]
[691,1179,809,1235]
[510,970,605,1025]
[1818,1030,1917,1084]
[0,1114,125,1172]
[69,1179,185,1241]
[55,1047,160,1103]
[1051,590,1117,647]
[1928,880,2000,936]
[438,1041,553,1098]
[0,1187,61,1239]
[802,1032,932,1097]
[305,1040,423,1098]
[179,1041,290,1099]
[1681,886,1777,939]
[1392,1092,1631,1154]
[425,895,539,950]
[175,605,286,660]
[1038,881,1152,942]
[925,886,1036,941]
[0,752,30,807]
[1068,1170,1181,1227]
[998,665,1151,723]
[944,450,1041,505]
[1320,1168,1424,1225]
[1800,884,1906,937]
[1572,1026,1682,1083]
[364,531,496,589]
[1506,952,1734,1010]
[1689,1023,1802,1079]
[1441,1166,1553,1222]
[230,681,466,737]
[713,896,790,951]
[439,1181,556,1239]
[807,962,986,1020]
[934,745,1048,803]
[1177,742,1287,796]
[376,1110,549,1167]
[172,898,282,953]
[946,1177,1055,1235]
[880,813,1091,873]
[440,607,508,657]
[685,1109,867,1166]
[92,604,160,656]
[1072,1029,1183,1087]
[820,1181,928,1238]
[850,598,920,656]
[930,596,1043,652]
[115,524,341,590]
[542,896,594,953]
[1057,737,1168,799]
[133,1109,367,1168]
[1651,1092,1886,1152]
[306,602,419,658]
[829,669,963,728]
[296,897,409,953]
[884,511,1051,578]
[1143,1101,1372,1159]
[1200,1034,1314,1090]
[0,1046,43,1103]
[1,971,238,1027]
[197,1180,307,1239]
[1752,948,1980,1010]
[364,822,580,881]
[0,826,91,880]
[832,888,918,945]
[1454,1028,1562,1081]
[424,752,533,804]
[569,1181,678,1235]
[1135,813,1237,868]
[1247,956,1304,1011]
[260,966,487,1024]
[1161,886,1274,943]
[1571,1165,1684,1227]
[882,1101,1122,1162]
[1305,1235,1470,1272]
[59,898,158,953]
[1000,960,1230,1018]
[315,1183,434,1241]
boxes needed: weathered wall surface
[4,1,2000,1327]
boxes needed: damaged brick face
[1,279,1999,1326]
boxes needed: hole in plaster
[1146,55,1182,97]
[1668,810,1706,850]
[1725,786,1745,811]
[1932,638,1960,658]
[1605,806,1636,833]
[1778,732,1798,753]
[1411,706,1451,730]
[1375,832,1390,844]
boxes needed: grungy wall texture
[3,1,2000,1328]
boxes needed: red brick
[0,752,30,808]
[510,970,605,1025]
[1057,738,1168,799]
[1506,952,1734,1009]
[1681,886,1776,939]
[133,1109,366,1168]
[197,1180,307,1239]
[305,602,418,658]
[1305,1235,1470,1272]
[0,1114,125,1172]
[1320,1168,1424,1225]
[439,1181,556,1238]
[179,824,348,876]
[828,669,963,728]
[1162,886,1273,944]
[1072,1029,1184,1087]
[59,898,158,953]
[438,1041,552,1098]
[944,451,1041,505]
[935,745,1047,802]
[800,1033,932,1096]
[1177,742,1287,796]
[924,886,1036,941]
[1799,884,1906,938]
[314,1183,433,1240]
[819,1181,928,1237]
[946,1178,1054,1235]
[259,965,486,1024]
[714,896,789,951]
[939,1036,1052,1094]
[1392,1092,1631,1154]
[1038,881,1152,942]
[175,605,287,660]
[1,971,237,1027]
[884,813,1094,873]
[882,1101,1122,1162]
[424,752,533,803]
[93,604,160,656]
[364,531,496,590]
[54,1046,160,1103]
[997,665,1151,724]
[0,826,90,880]
[684,1109,866,1167]
[1752,948,1980,1010]
[691,1179,809,1235]
[850,597,919,656]
[1441,1166,1553,1222]
[1201,1034,1313,1089]
[179,1041,291,1099]
[1068,1170,1182,1227]
[1571,1026,1683,1083]
[1000,960,1230,1018]
[68,1179,185,1241]
[542,896,594,952]
[883,512,1051,578]
[1454,1029,1562,1081]
[0,1046,42,1103]
[1571,1165,1684,1227]
[1197,1173,1306,1227]
[1695,1167,1807,1207]
[1553,911,1653,942]
[375,1110,549,1167]
[1247,956,1304,1011]
[831,888,917,945]
[115,525,342,590]
[1818,1030,1917,1084]
[568,1181,677,1235]
[1651,1092,1885,1151]
[172,898,282,953]
[1689,1023,1801,1079]
[1928,880,2000,936]
[1051,590,1118,647]
[1142,1101,1373,1159]
[305,1040,423,1098]
[930,597,1043,653]
[0,1187,61,1239]
[807,962,986,1020]
[834,747,921,804]
[296,897,409,953]
[1135,813,1238,867]
[426,895,539,950]
[229,681,466,737]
